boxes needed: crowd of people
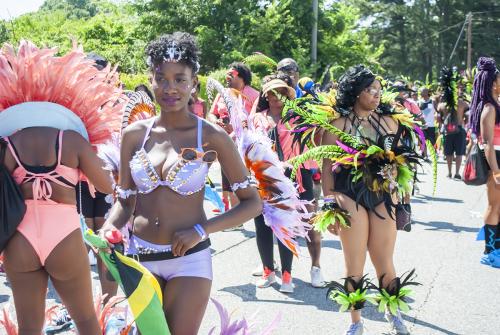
[0,30,499,335]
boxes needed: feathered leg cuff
[313,199,351,232]
[367,269,421,315]
[326,275,370,312]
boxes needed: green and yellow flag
[83,229,170,335]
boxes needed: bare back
[3,127,112,204]
[438,99,469,127]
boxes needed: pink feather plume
[0,40,125,144]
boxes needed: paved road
[1,160,498,335]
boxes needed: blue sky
[0,0,45,20]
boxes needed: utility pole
[447,16,468,66]
[311,0,318,65]
[466,12,472,71]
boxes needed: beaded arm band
[322,196,338,210]
[230,175,257,192]
[115,185,137,199]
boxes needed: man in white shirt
[419,88,437,145]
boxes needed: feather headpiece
[122,91,156,133]
[439,66,460,114]
[0,40,125,144]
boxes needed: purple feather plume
[209,298,281,335]
[336,140,358,154]
[413,125,426,152]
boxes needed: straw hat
[262,79,296,99]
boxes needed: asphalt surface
[0,159,498,335]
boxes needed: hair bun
[477,57,497,71]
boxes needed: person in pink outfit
[250,73,325,292]
[190,83,207,118]
[0,41,121,334]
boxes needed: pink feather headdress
[0,40,125,144]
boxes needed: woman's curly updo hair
[145,32,200,74]
[336,64,376,115]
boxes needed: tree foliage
[2,0,493,84]
[0,0,381,80]
[348,0,500,80]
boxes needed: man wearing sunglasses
[277,58,302,98]
[208,62,259,129]
[208,63,259,211]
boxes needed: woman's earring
[191,88,196,94]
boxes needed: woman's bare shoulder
[202,119,228,139]
[482,103,496,115]
[331,115,347,128]
[380,114,399,132]
[202,119,237,155]
[121,119,152,145]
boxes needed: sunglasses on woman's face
[180,148,218,163]
[226,69,239,81]
[364,87,382,97]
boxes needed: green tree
[349,0,500,80]
[0,21,9,44]
[41,0,98,19]
[5,1,145,73]
[1,0,384,80]
[138,0,381,78]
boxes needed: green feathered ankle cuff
[326,275,370,312]
[367,269,421,315]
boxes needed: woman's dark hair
[134,84,154,101]
[145,32,200,74]
[229,62,252,86]
[469,57,500,135]
[336,65,376,113]
[256,73,293,112]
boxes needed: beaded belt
[127,239,211,262]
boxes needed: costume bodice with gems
[129,118,209,196]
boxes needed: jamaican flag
[83,229,170,335]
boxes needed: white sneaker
[105,315,127,335]
[252,262,280,276]
[44,307,74,334]
[385,309,410,335]
[310,266,326,288]
[279,271,294,293]
[344,320,364,335]
[279,281,294,293]
[88,250,97,266]
[256,269,276,288]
